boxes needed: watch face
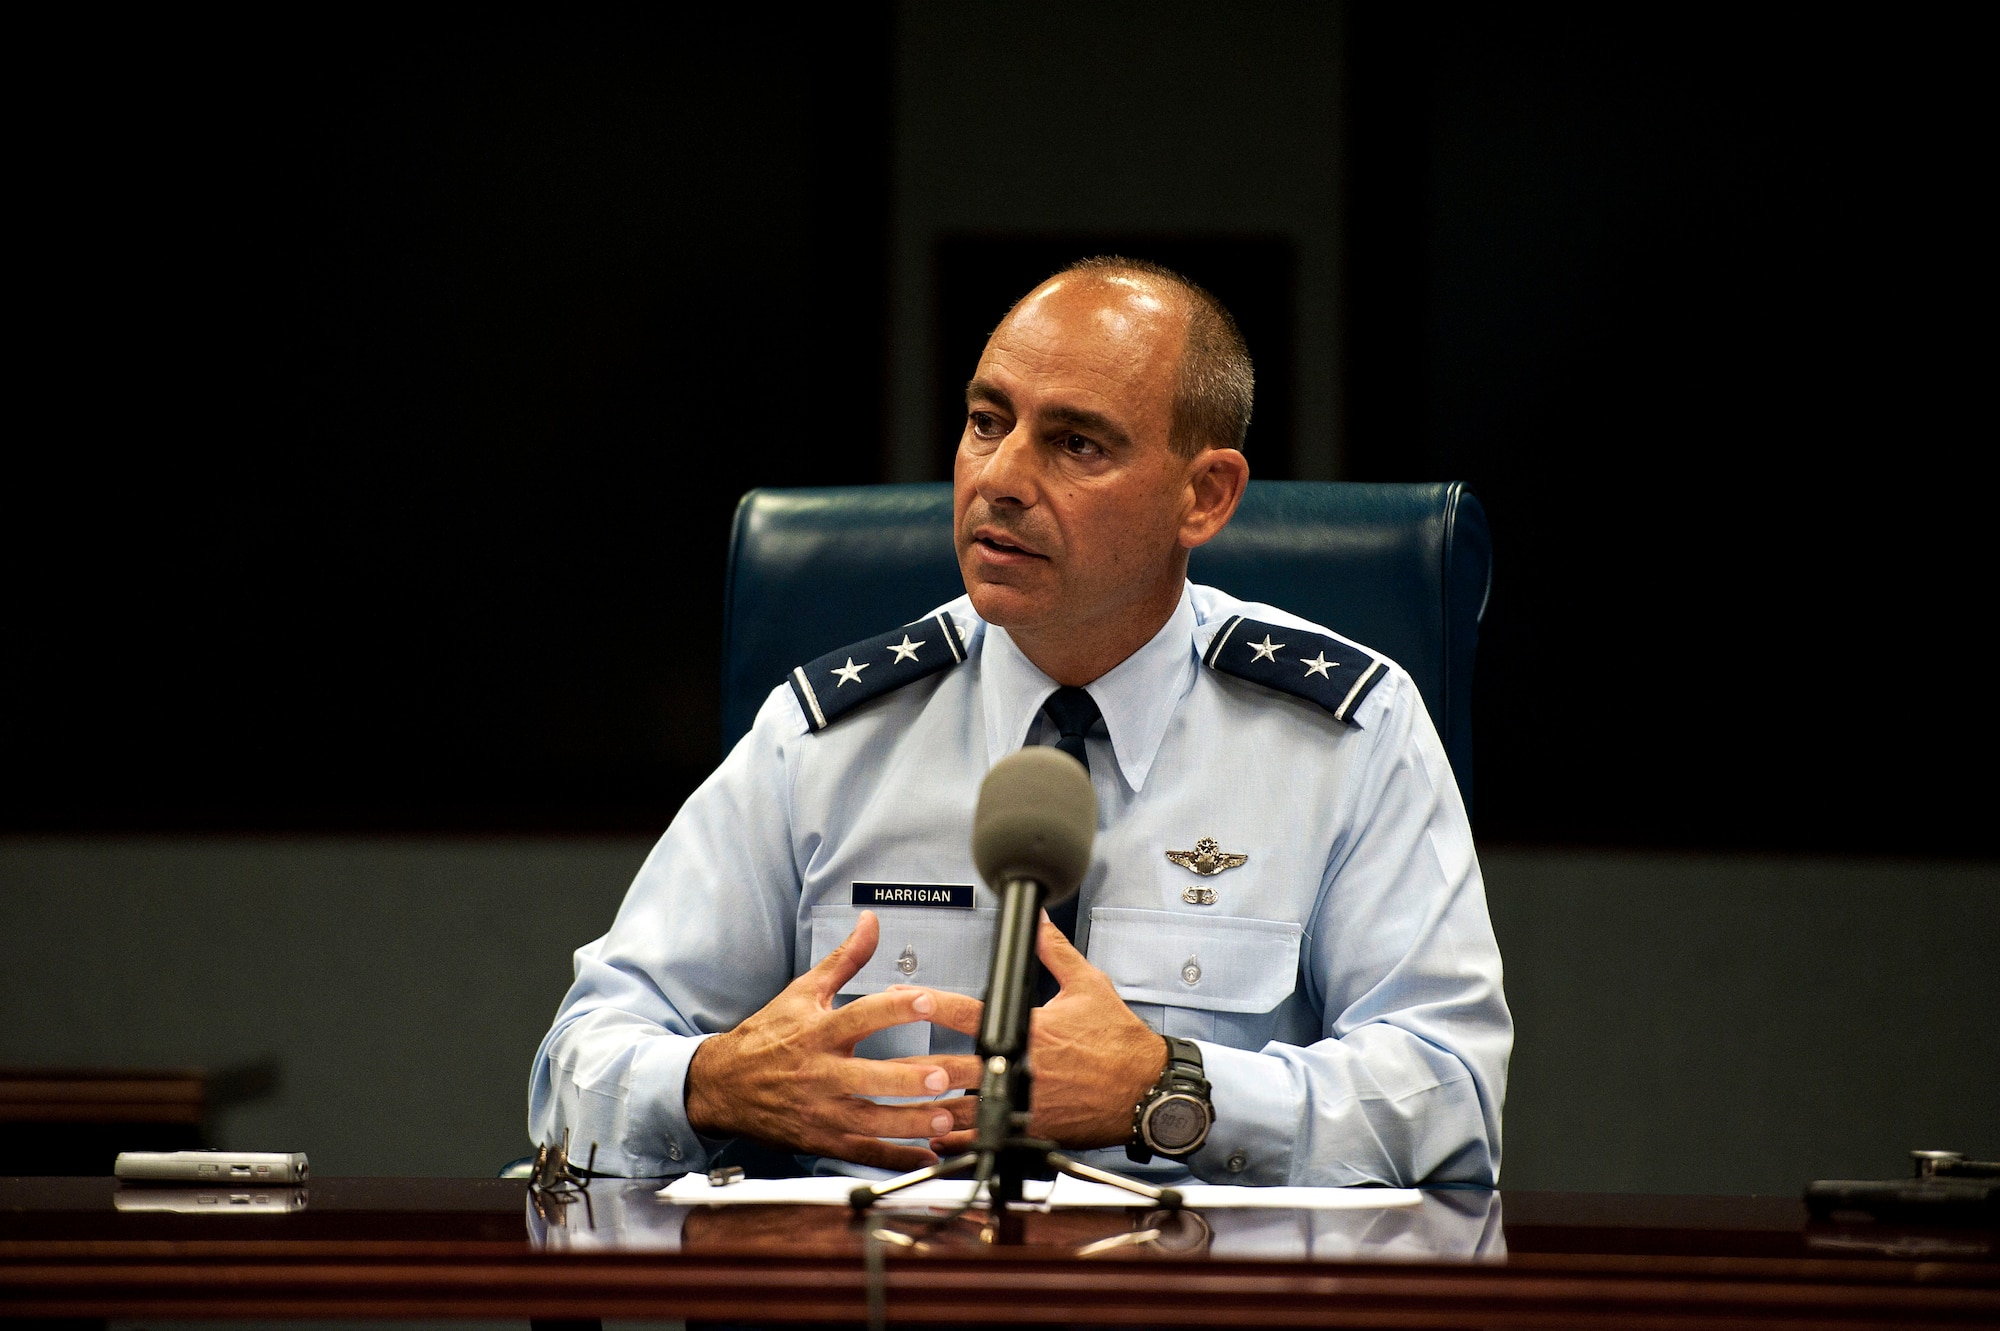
[1147,1095,1209,1151]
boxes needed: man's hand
[685,910,983,1171]
[929,916,1167,1153]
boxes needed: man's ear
[1179,448,1250,550]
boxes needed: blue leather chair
[721,481,1491,806]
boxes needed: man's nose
[973,425,1040,508]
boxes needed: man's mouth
[972,527,1046,560]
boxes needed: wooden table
[4,1176,1995,1326]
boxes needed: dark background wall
[5,5,1992,1187]
[887,3,1343,483]
[1345,8,1989,854]
[9,6,1984,852]
[9,14,899,833]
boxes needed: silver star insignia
[1248,634,1284,663]
[1165,836,1249,877]
[1301,651,1336,679]
[831,657,870,687]
[887,634,925,663]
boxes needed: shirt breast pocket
[809,904,998,1059]
[1086,907,1303,1048]
[808,904,998,997]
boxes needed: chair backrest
[721,480,1491,806]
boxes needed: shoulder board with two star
[1202,615,1388,726]
[789,612,968,734]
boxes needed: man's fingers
[823,1135,939,1173]
[804,910,881,1000]
[880,984,982,1037]
[929,1128,977,1154]
[889,1053,983,1090]
[1036,916,1097,988]
[837,1091,975,1137]
[835,1055,959,1099]
[913,988,984,1035]
[796,1122,939,1172]
[834,1097,974,1143]
[820,986,939,1046]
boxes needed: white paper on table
[658,1172,1418,1211]
[657,1174,1049,1207]
[1046,1176,1422,1209]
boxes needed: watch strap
[1159,1036,1210,1096]
[1128,1036,1213,1163]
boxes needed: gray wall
[5,837,1993,1189]
[889,0,1344,481]
[0,838,648,1177]
[1485,849,1998,1193]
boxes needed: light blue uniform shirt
[530,583,1510,1185]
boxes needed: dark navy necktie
[1042,686,1100,778]
[1036,686,1100,1002]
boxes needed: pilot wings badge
[1165,837,1248,878]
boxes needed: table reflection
[112,1186,310,1215]
[526,1179,1503,1262]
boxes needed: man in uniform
[529,258,1510,1186]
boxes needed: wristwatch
[1128,1035,1214,1163]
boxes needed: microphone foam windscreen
[971,746,1097,903]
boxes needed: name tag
[852,882,975,909]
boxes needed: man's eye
[1060,433,1102,457]
[969,411,1004,438]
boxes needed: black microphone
[967,746,1096,1154]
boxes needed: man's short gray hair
[1029,255,1256,456]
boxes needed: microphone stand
[848,875,1180,1225]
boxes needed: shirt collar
[976,585,1200,793]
